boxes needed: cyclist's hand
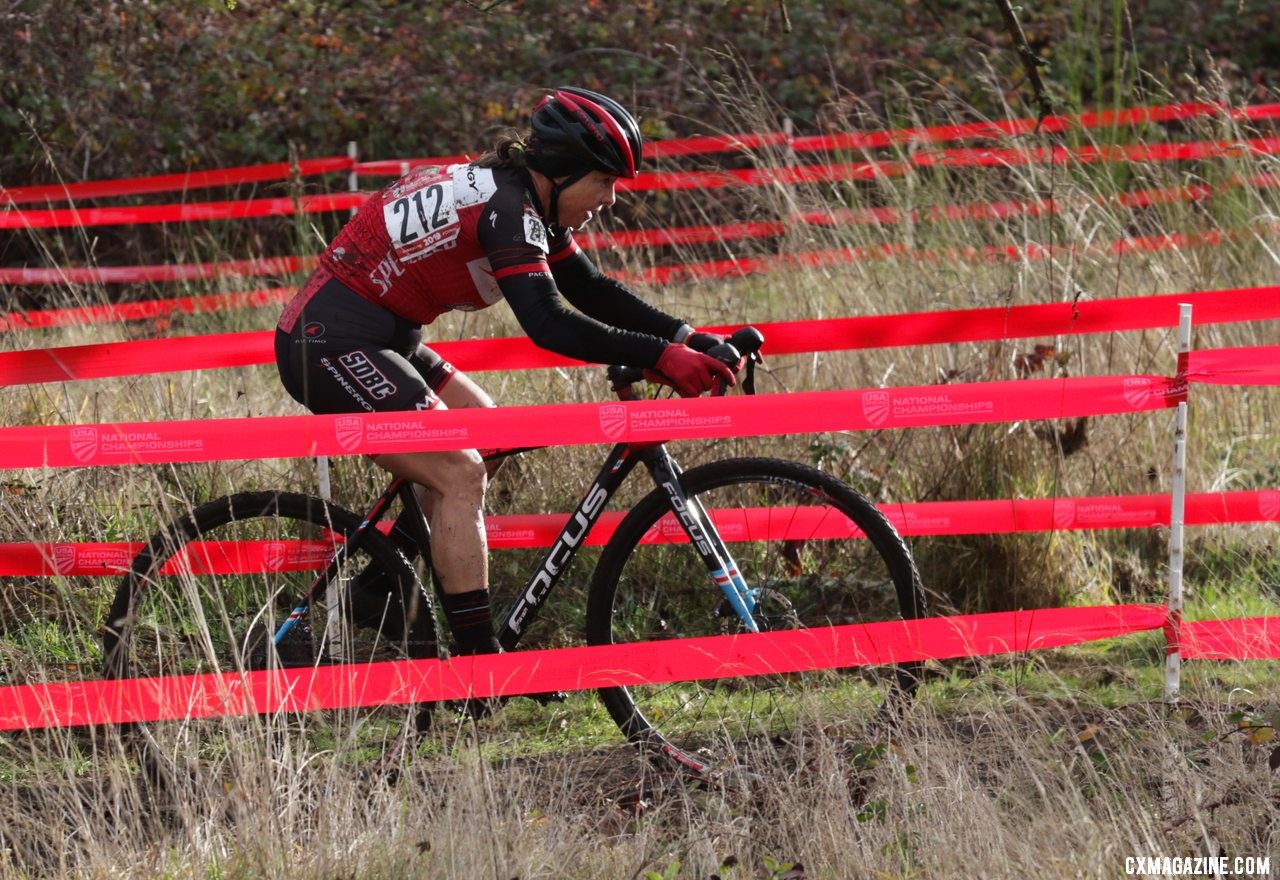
[687,330,748,372]
[646,343,736,397]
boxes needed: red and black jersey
[301,163,682,369]
[321,164,566,323]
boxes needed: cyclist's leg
[279,293,496,651]
[373,345,499,656]
[387,345,500,529]
[285,339,492,584]
[370,444,496,655]
[412,345,505,475]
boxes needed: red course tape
[1181,617,1280,660]
[4,287,1279,386]
[7,172,1278,289]
[0,376,1184,470]
[4,490,1277,577]
[1,606,1270,732]
[6,101,1273,205]
[0,604,1171,731]
[6,135,1280,230]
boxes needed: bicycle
[102,328,927,776]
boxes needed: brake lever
[742,352,761,395]
[705,345,764,397]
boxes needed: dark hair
[474,130,531,170]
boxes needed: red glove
[647,343,736,397]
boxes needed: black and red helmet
[526,86,643,180]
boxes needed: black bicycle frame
[278,438,762,652]
[273,479,414,647]
[492,440,761,650]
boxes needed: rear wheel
[102,491,437,773]
[585,458,924,773]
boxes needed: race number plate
[383,173,460,263]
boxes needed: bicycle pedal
[454,696,505,721]
[524,689,568,706]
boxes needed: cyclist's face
[556,170,619,229]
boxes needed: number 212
[392,184,446,244]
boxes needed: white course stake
[1164,303,1193,702]
[315,141,362,505]
[315,142,365,659]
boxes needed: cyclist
[275,86,735,657]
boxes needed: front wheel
[585,457,925,770]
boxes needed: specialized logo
[337,351,398,400]
[369,252,406,295]
[862,391,891,427]
[70,427,98,464]
[335,416,364,453]
[599,403,628,441]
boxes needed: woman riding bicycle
[275,86,735,657]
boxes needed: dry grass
[1,670,1276,878]
[2,74,1279,877]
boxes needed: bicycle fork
[643,449,761,633]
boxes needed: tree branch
[992,0,1054,125]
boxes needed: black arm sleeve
[500,274,669,368]
[476,180,677,368]
[550,248,687,340]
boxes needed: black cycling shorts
[275,275,457,415]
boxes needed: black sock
[440,589,497,655]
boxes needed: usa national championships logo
[53,544,77,575]
[1260,490,1280,521]
[1123,376,1186,409]
[1052,499,1076,529]
[861,391,891,427]
[70,427,98,464]
[1123,377,1153,408]
[68,426,203,463]
[335,417,364,453]
[263,542,288,572]
[51,543,133,575]
[599,404,628,441]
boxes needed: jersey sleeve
[476,192,669,368]
[548,243,686,340]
